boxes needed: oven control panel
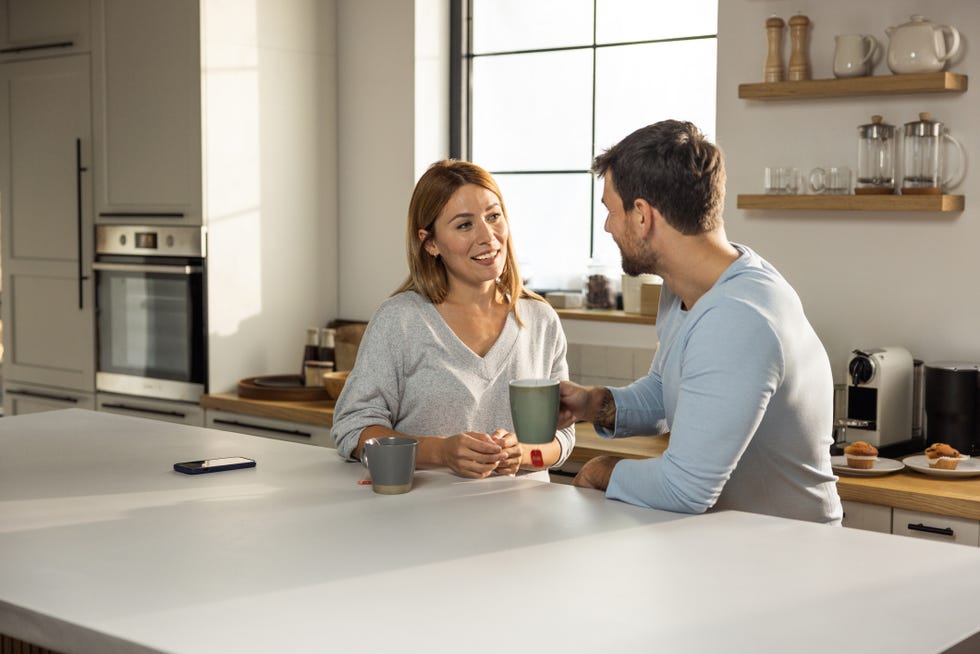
[96,225,206,258]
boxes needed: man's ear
[633,199,655,238]
[419,229,438,257]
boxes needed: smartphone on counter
[174,457,256,475]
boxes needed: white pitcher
[886,15,961,74]
[834,34,878,78]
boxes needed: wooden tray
[238,375,330,401]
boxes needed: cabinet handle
[907,523,955,538]
[76,138,89,309]
[101,402,187,419]
[6,389,79,403]
[0,41,73,54]
[98,212,185,218]
[212,418,313,439]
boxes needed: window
[455,0,718,292]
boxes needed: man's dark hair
[592,120,726,235]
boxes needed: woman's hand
[490,429,522,476]
[440,431,508,478]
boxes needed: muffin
[844,441,878,469]
[925,443,966,470]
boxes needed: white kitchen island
[1,409,979,653]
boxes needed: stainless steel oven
[94,225,207,402]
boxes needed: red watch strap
[530,449,544,468]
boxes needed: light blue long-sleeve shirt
[602,245,843,524]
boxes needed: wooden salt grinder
[788,14,811,81]
[764,16,785,82]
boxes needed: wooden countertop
[201,393,335,426]
[555,308,656,325]
[836,468,980,521]
[201,394,980,521]
[570,422,668,462]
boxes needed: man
[559,120,842,525]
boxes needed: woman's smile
[422,183,509,290]
[472,249,499,264]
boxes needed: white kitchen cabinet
[91,0,202,224]
[842,502,980,547]
[0,54,95,392]
[892,508,980,548]
[3,1,335,405]
[206,409,334,449]
[841,500,892,534]
[97,392,204,427]
[3,381,94,415]
[0,0,90,61]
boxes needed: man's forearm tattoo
[595,387,617,430]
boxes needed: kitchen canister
[622,274,661,314]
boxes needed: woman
[331,160,574,478]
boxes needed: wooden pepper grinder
[764,16,785,82]
[788,13,811,81]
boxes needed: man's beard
[619,232,659,277]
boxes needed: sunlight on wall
[203,1,262,337]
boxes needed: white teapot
[886,15,960,74]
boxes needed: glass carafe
[902,112,966,194]
[856,115,895,194]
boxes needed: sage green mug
[509,379,560,444]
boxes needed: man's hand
[573,455,621,491]
[558,380,593,429]
[558,382,616,430]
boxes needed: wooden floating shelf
[736,194,965,212]
[738,72,967,100]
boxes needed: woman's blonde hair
[394,160,542,323]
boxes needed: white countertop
[2,409,979,653]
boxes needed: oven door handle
[92,262,203,275]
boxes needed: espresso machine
[835,347,922,457]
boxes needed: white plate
[831,455,904,477]
[903,455,980,478]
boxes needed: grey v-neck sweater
[331,291,575,468]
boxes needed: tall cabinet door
[0,0,91,61]
[92,0,201,225]
[0,54,95,391]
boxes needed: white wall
[337,0,450,320]
[205,0,338,392]
[718,0,979,382]
[414,0,450,177]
